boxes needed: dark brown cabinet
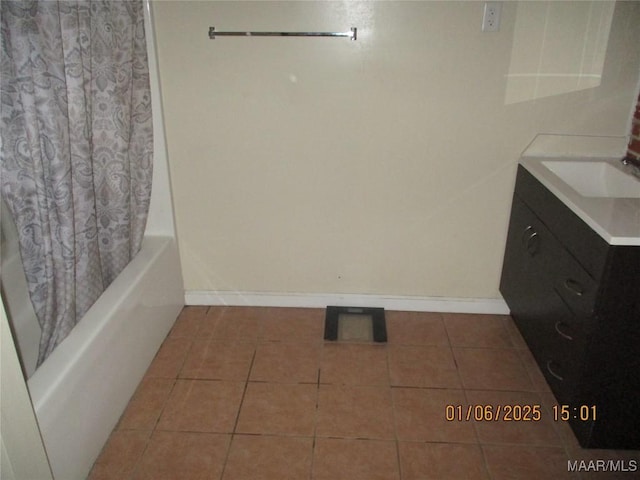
[500,165,640,449]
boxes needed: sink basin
[541,160,640,198]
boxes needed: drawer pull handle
[546,360,564,381]
[564,279,584,296]
[522,226,539,255]
[554,321,573,341]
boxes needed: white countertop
[519,155,640,246]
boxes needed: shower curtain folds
[0,0,153,366]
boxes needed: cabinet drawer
[549,248,598,320]
[514,289,588,404]
[537,317,589,404]
[511,195,597,326]
[514,166,609,280]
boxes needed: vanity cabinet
[500,165,640,449]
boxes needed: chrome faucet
[621,156,640,180]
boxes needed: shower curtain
[0,0,153,366]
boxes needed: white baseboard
[184,290,510,315]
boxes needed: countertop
[519,155,640,246]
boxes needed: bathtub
[26,235,183,480]
[14,2,184,478]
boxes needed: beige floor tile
[203,307,263,341]
[557,420,585,452]
[312,438,400,480]
[157,380,245,433]
[502,316,529,350]
[169,306,208,338]
[249,342,320,383]
[453,347,534,391]
[197,306,226,336]
[316,384,395,440]
[320,343,389,386]
[236,383,317,436]
[222,435,313,480]
[259,307,325,343]
[88,430,151,480]
[388,345,461,388]
[118,377,175,431]
[443,313,514,348]
[180,340,255,381]
[95,306,637,480]
[392,387,477,443]
[517,347,552,392]
[482,445,577,480]
[538,391,585,450]
[465,390,563,446]
[144,337,192,379]
[398,442,490,480]
[385,311,449,346]
[131,431,230,480]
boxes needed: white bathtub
[27,235,183,480]
[18,3,184,478]
[0,1,185,477]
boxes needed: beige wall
[153,1,640,300]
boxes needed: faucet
[621,156,640,180]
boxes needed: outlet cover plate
[482,2,502,32]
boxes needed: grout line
[309,436,317,480]
[439,311,471,398]
[309,340,324,478]
[126,433,152,480]
[232,349,256,433]
[383,339,404,479]
[120,376,179,479]
[479,444,494,480]
[219,344,257,479]
[218,433,234,480]
[114,306,195,478]
[380,342,404,479]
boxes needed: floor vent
[324,306,387,343]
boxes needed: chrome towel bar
[208,27,357,40]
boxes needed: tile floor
[89,307,639,480]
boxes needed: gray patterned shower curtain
[0,0,153,366]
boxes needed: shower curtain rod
[208,27,357,40]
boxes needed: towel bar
[208,27,357,40]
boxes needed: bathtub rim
[27,234,183,480]
[27,235,175,411]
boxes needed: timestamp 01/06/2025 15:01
[444,404,597,422]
